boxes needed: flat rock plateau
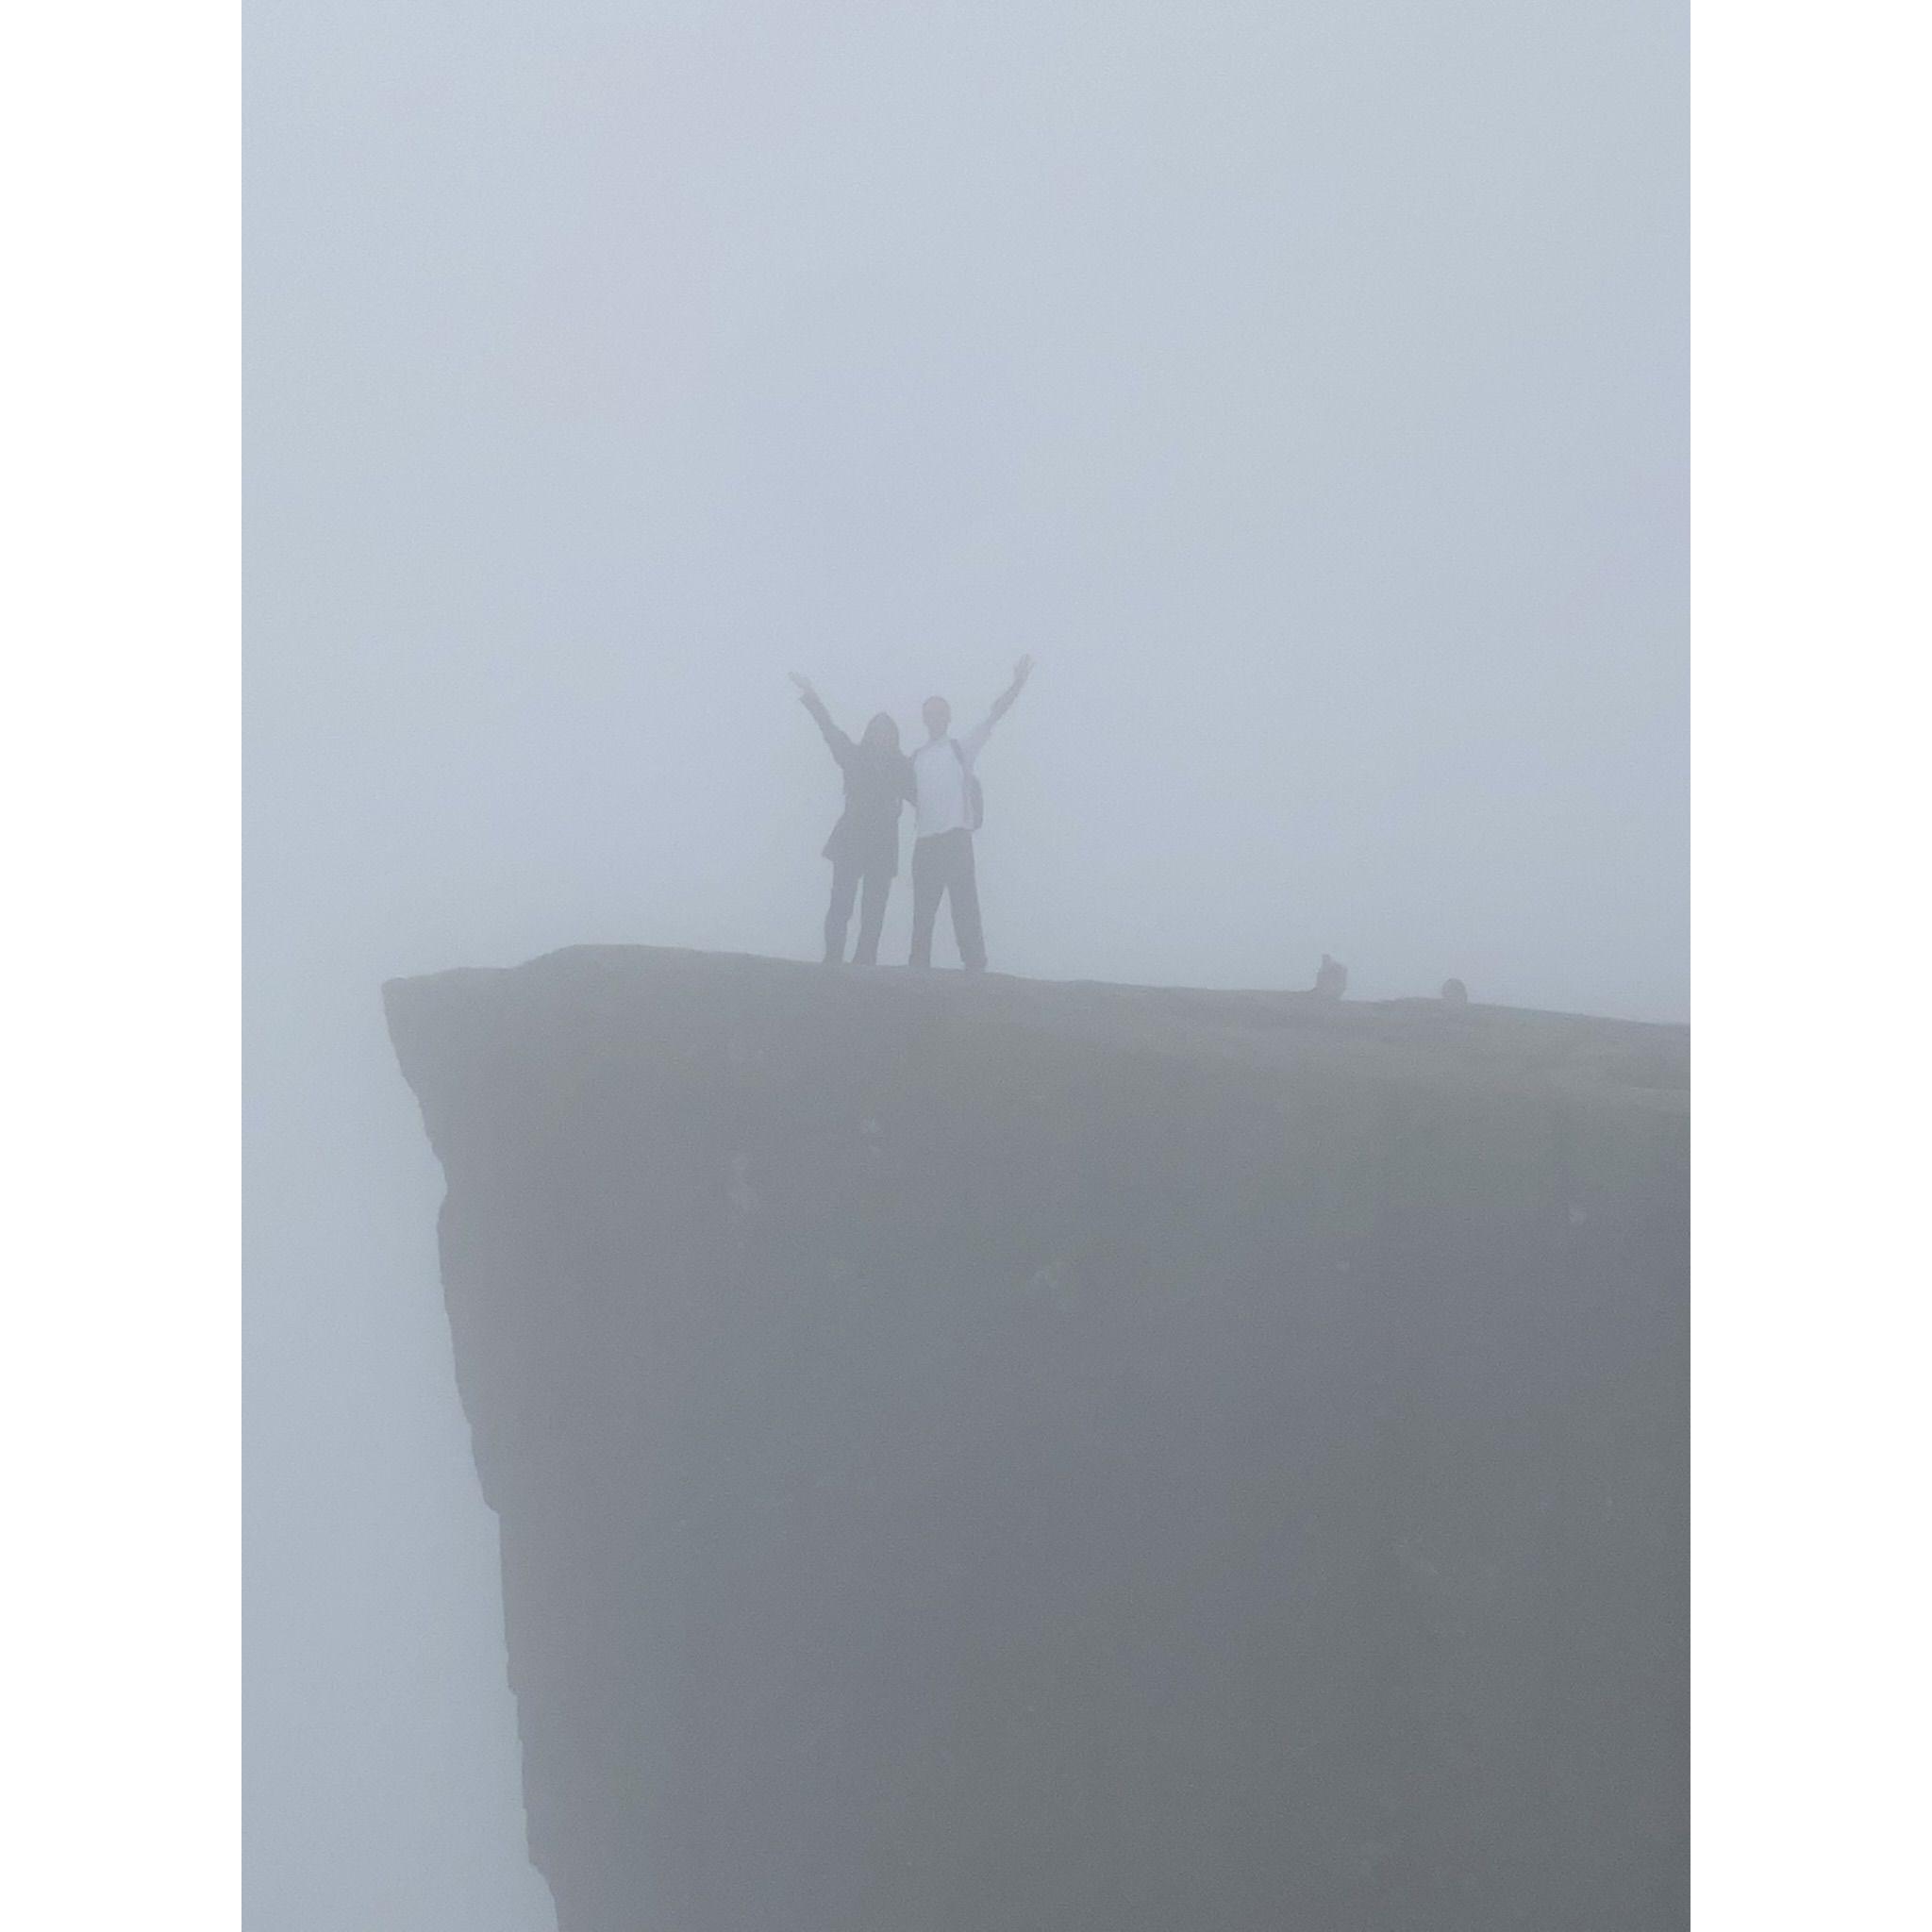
[385,945,1688,1932]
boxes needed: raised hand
[789,672,817,700]
[1013,654,1034,684]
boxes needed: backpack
[950,740,985,831]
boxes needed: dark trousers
[909,828,985,971]
[825,860,891,965]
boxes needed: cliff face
[385,946,1688,1932]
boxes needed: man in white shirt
[908,656,1034,971]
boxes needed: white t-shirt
[908,717,995,840]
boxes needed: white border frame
[1692,0,1929,1924]
[2,2,241,1924]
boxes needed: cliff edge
[385,945,1688,1932]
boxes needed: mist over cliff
[386,944,1687,1932]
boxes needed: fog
[245,2,1684,1924]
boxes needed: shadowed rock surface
[385,945,1688,1932]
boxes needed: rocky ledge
[386,945,1688,1932]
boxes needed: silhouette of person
[791,675,914,966]
[908,657,1034,972]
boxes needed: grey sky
[246,2,1683,1923]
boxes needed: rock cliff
[385,945,1688,1931]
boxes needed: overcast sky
[246,3,1684,1924]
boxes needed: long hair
[861,712,902,753]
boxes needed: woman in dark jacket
[790,673,914,965]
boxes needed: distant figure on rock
[1441,977,1469,1008]
[790,675,914,966]
[1311,954,1348,999]
[908,655,1034,973]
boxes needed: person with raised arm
[906,655,1034,973]
[790,674,915,966]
